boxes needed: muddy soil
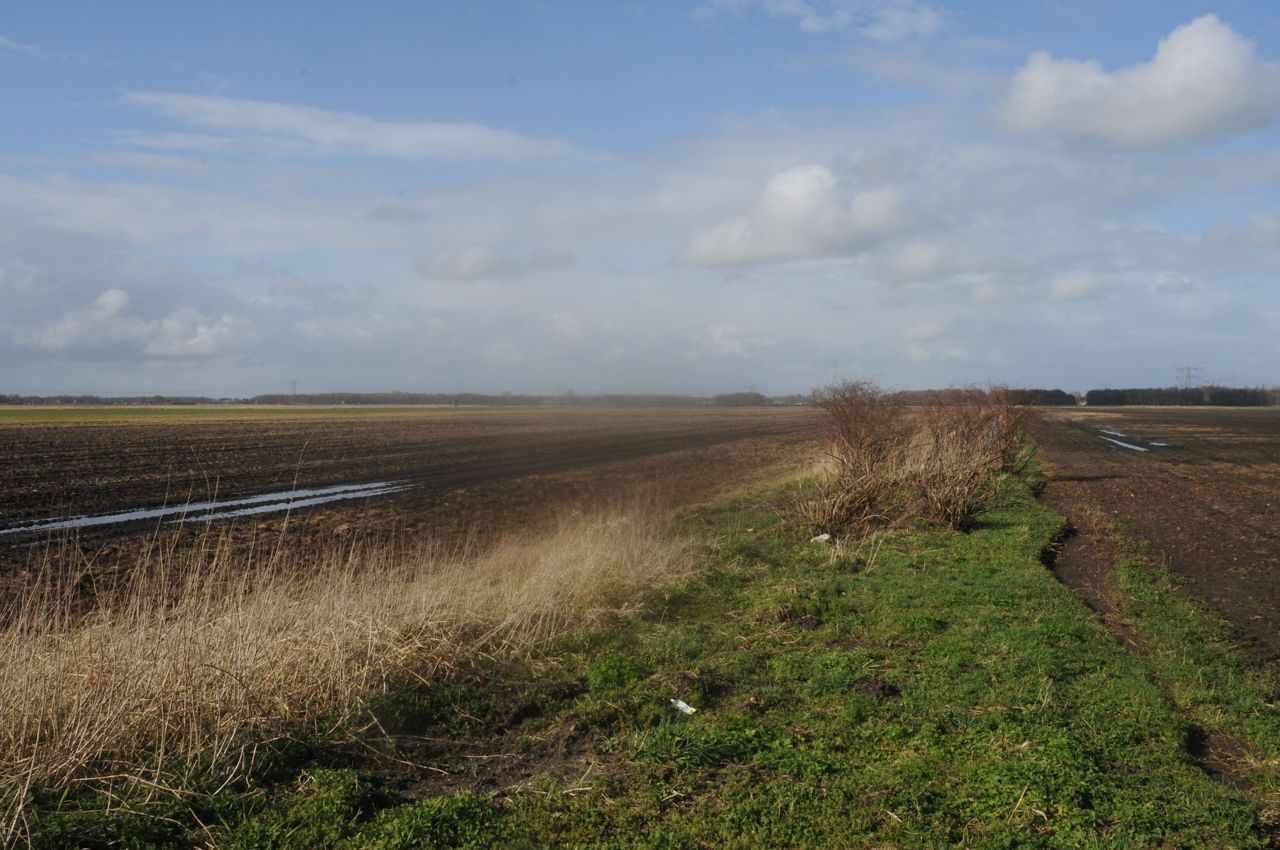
[1034,407,1280,659]
[0,406,820,578]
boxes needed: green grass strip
[30,479,1278,849]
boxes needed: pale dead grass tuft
[0,500,688,842]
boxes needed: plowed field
[1035,406,1280,659]
[1,406,820,570]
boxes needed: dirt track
[1035,407,1280,659]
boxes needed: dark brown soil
[1,406,820,578]
[1034,406,1280,660]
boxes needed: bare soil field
[1034,406,1280,658]
[0,405,819,572]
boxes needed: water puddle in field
[1098,434,1149,452]
[0,480,415,538]
[1098,429,1128,438]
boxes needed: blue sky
[3,1,1280,395]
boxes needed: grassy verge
[1108,532,1280,824]
[24,474,1279,848]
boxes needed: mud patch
[1036,408,1280,661]
[352,676,608,801]
[1185,725,1253,790]
[1036,468,1144,652]
[852,678,900,700]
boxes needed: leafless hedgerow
[800,381,913,534]
[802,382,1037,536]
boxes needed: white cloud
[677,164,912,266]
[1156,273,1195,295]
[835,47,997,94]
[700,0,944,40]
[15,289,139,353]
[999,15,1280,150]
[122,91,577,160]
[0,33,83,63]
[1047,271,1105,302]
[5,105,1280,392]
[904,320,944,341]
[12,288,244,358]
[142,309,241,357]
[416,247,575,281]
[1235,206,1280,245]
[706,324,777,357]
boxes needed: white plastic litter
[810,533,831,543]
[1149,441,1170,447]
[670,699,697,715]
[1098,429,1128,438]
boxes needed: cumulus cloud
[12,289,242,358]
[677,164,912,266]
[122,91,577,160]
[700,0,944,40]
[999,15,1280,150]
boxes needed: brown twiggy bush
[986,386,1040,474]
[803,381,1036,535]
[0,501,687,845]
[801,381,912,533]
[904,386,1038,530]
[905,392,1002,530]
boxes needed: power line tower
[1174,366,1203,390]
[289,378,298,405]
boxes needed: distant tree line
[1085,386,1280,406]
[0,391,807,407]
[711,392,769,406]
[0,394,223,406]
[247,391,716,406]
[887,388,1077,407]
[0,388,1083,407]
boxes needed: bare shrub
[905,392,1002,530]
[801,381,911,534]
[803,381,1037,535]
[904,386,1038,530]
[986,385,1040,474]
[0,502,687,844]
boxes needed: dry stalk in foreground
[0,503,688,843]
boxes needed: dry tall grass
[0,503,688,844]
[804,382,1037,535]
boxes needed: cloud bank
[1000,15,1280,150]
